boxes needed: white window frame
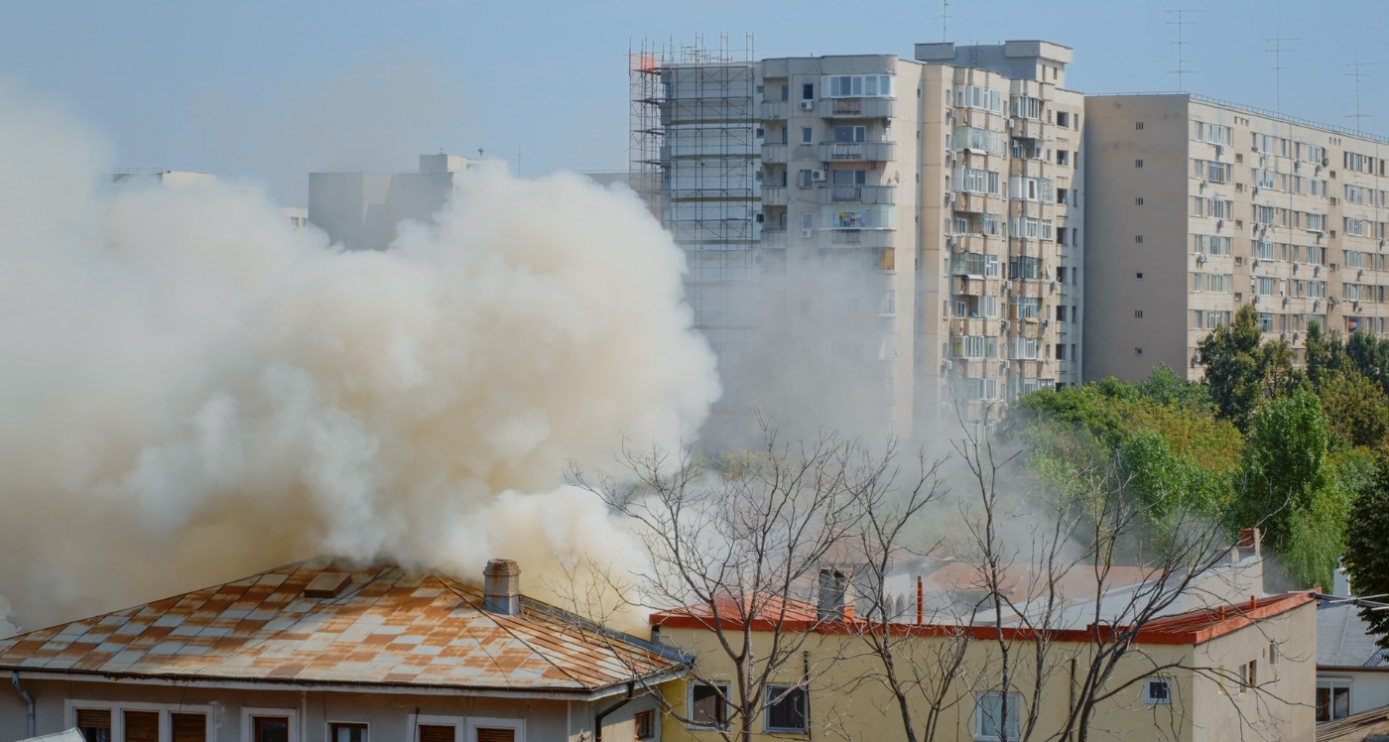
[241,707,300,742]
[1142,677,1173,705]
[407,715,467,742]
[973,691,1021,742]
[763,685,809,733]
[66,700,216,742]
[466,718,526,742]
[687,681,731,730]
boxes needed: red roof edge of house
[650,591,1316,646]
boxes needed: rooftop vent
[304,572,350,598]
[484,559,521,616]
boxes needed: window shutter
[172,714,207,742]
[476,728,515,742]
[124,711,160,742]
[418,726,454,742]
[77,710,112,731]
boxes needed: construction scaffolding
[630,35,760,364]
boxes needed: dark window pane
[691,683,726,726]
[77,709,111,742]
[254,717,290,742]
[332,724,367,742]
[766,687,807,731]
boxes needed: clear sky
[1,0,1385,205]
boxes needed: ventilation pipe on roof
[11,671,34,739]
[484,559,521,616]
[818,568,852,622]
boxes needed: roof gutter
[11,670,34,738]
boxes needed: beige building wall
[655,601,1314,742]
[1085,93,1389,382]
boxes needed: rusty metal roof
[0,559,686,697]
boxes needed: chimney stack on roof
[818,567,853,623]
[484,559,521,616]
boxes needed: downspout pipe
[594,682,635,742]
[11,671,35,739]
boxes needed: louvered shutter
[123,711,159,742]
[418,725,455,742]
[172,713,207,742]
[476,728,515,742]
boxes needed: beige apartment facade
[744,41,1084,437]
[1085,93,1389,382]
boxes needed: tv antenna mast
[1165,9,1202,92]
[940,0,951,42]
[1265,34,1297,113]
[1347,57,1376,134]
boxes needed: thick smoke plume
[0,82,719,634]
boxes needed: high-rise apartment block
[309,154,480,251]
[1086,94,1389,381]
[638,40,1084,437]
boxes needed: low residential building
[1085,93,1389,383]
[0,558,686,742]
[648,535,1314,742]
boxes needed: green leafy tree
[1345,461,1389,647]
[1318,371,1389,450]
[1198,305,1303,428]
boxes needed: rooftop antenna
[1264,32,1297,113]
[940,0,951,42]
[1347,56,1376,135]
[1165,9,1202,92]
[516,145,523,178]
[477,148,485,159]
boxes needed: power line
[1165,9,1203,92]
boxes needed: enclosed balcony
[762,186,789,206]
[818,141,896,163]
[819,98,895,119]
[818,184,897,205]
[822,230,895,249]
[761,101,789,120]
[761,144,788,164]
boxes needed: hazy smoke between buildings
[0,81,720,633]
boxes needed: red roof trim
[651,592,1315,646]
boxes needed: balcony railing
[761,229,788,248]
[819,98,895,119]
[761,101,789,120]
[762,186,789,206]
[818,184,896,204]
[822,230,894,249]
[818,141,896,162]
[761,144,788,164]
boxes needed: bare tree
[567,423,888,742]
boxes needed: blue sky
[1,0,1384,205]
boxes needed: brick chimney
[484,559,521,615]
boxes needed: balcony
[818,184,897,204]
[1013,119,1048,139]
[762,186,789,206]
[950,317,1004,336]
[818,141,896,163]
[761,144,788,164]
[822,230,894,249]
[761,101,789,120]
[761,229,787,248]
[954,275,989,297]
[819,98,895,119]
[952,192,998,214]
[951,233,1004,254]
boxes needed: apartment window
[1258,313,1274,333]
[1143,678,1173,705]
[634,711,655,740]
[1135,235,1144,244]
[779,84,789,101]
[800,127,813,144]
[801,83,814,100]
[823,74,893,98]
[691,682,729,728]
[1135,159,1144,168]
[797,169,813,188]
[1135,196,1144,206]
[331,725,368,742]
[1135,121,1145,130]
[254,717,291,742]
[123,712,159,742]
[1270,641,1281,666]
[1057,150,1070,166]
[1318,683,1352,722]
[473,726,518,742]
[171,714,207,742]
[418,727,456,742]
[1011,95,1043,120]
[1136,272,1144,280]
[1255,240,1275,260]
[1135,347,1144,356]
[77,709,112,742]
[981,295,999,317]
[1135,310,1144,319]
[957,85,1003,113]
[1057,305,1068,321]
[975,692,1021,741]
[801,213,812,233]
[765,686,808,732]
[833,125,866,143]
[1056,344,1067,360]
[1057,111,1071,127]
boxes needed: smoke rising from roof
[0,80,719,635]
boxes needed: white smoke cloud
[0,80,719,632]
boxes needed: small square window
[635,710,655,740]
[1135,310,1144,318]
[1136,159,1144,168]
[1136,272,1144,279]
[1135,235,1144,243]
[1143,678,1172,705]
[1135,197,1145,206]
[1135,347,1144,356]
[1135,121,1145,130]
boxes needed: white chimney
[484,559,521,615]
[1335,557,1352,597]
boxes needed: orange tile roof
[0,558,686,697]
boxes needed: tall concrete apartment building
[1086,94,1389,382]
[309,153,479,251]
[639,39,1084,437]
